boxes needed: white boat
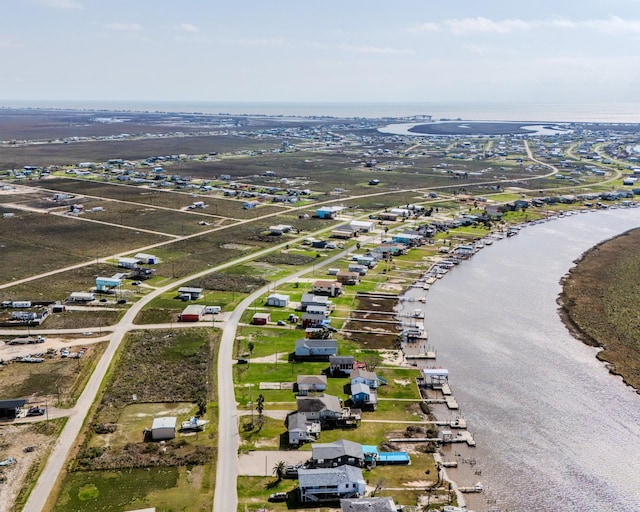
[181,417,208,431]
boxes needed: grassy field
[0,209,171,286]
[559,227,640,391]
[51,327,219,510]
[55,465,214,512]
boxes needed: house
[312,280,342,297]
[332,225,359,239]
[95,276,121,292]
[350,382,377,409]
[297,394,343,423]
[269,224,293,235]
[118,257,139,269]
[297,375,328,395]
[350,369,380,389]
[329,355,355,376]
[251,312,271,325]
[349,220,375,233]
[180,304,206,322]
[300,293,331,311]
[178,287,203,300]
[336,271,360,285]
[133,267,156,280]
[286,412,321,445]
[134,253,160,264]
[340,497,399,511]
[0,399,27,420]
[243,200,259,209]
[295,338,337,359]
[298,465,366,503]
[310,439,365,468]
[267,293,290,307]
[151,417,177,441]
[302,305,328,328]
[316,206,344,219]
[391,233,424,246]
[377,243,408,256]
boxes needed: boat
[181,417,208,431]
[459,482,483,493]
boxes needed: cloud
[105,22,142,32]
[36,0,82,8]
[178,23,199,33]
[410,16,640,36]
[234,37,287,47]
[338,44,413,55]
[444,17,538,35]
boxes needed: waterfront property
[286,412,321,445]
[310,439,365,468]
[298,465,366,503]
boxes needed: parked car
[26,407,45,417]
[268,492,287,502]
[277,320,286,326]
[237,358,248,364]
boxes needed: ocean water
[1,100,640,123]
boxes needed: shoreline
[393,207,640,511]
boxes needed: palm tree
[272,460,286,482]
[256,394,265,417]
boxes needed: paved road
[213,240,376,512]
[21,219,358,511]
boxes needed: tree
[273,460,286,482]
[256,394,265,417]
[196,394,207,417]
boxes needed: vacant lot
[0,341,107,406]
[559,227,640,392]
[0,208,170,285]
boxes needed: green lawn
[55,465,214,512]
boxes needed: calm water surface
[420,209,640,512]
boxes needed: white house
[267,293,290,307]
[118,257,139,269]
[298,466,366,503]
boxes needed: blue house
[96,276,121,292]
[316,206,344,219]
[351,382,377,409]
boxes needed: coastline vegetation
[559,227,640,391]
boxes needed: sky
[3,0,640,105]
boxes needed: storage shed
[151,417,177,441]
[180,304,206,322]
[267,293,290,307]
[251,312,271,325]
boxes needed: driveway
[238,450,310,477]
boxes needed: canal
[416,209,640,512]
